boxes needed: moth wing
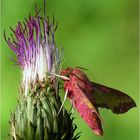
[76,84,103,135]
[91,82,136,114]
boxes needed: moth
[60,67,136,135]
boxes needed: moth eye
[65,73,69,78]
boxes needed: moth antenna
[74,66,88,70]
[57,89,68,116]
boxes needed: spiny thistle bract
[4,4,79,140]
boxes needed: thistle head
[5,4,79,140]
[4,10,61,96]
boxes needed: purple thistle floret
[4,11,61,96]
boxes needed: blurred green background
[1,0,139,140]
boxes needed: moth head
[60,67,73,80]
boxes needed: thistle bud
[5,4,79,140]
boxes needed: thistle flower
[4,10,59,96]
[4,4,79,140]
